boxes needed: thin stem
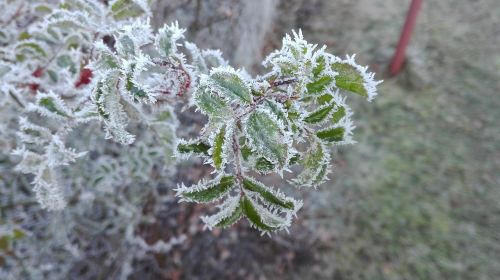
[271,77,297,87]
[39,42,66,72]
[8,91,25,108]
[232,124,243,183]
[228,76,299,194]
[233,77,298,120]
[1,3,24,28]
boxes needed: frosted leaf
[91,41,120,70]
[331,54,382,101]
[202,49,227,69]
[207,122,234,171]
[262,29,317,80]
[242,176,302,213]
[204,66,252,104]
[193,82,232,119]
[27,91,71,119]
[119,53,157,103]
[46,135,87,167]
[175,174,235,203]
[15,39,48,58]
[17,117,52,145]
[155,22,185,57]
[115,19,153,57]
[263,99,290,128]
[316,117,355,145]
[244,109,291,168]
[241,195,291,233]
[306,75,335,95]
[201,195,242,230]
[32,167,67,211]
[303,103,335,124]
[293,141,331,188]
[110,0,149,20]
[41,9,94,31]
[175,138,210,159]
[184,41,208,74]
[57,0,106,16]
[94,74,135,145]
[12,147,44,174]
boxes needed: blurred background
[150,0,500,279]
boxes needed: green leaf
[331,62,367,97]
[181,175,235,203]
[316,127,345,142]
[0,237,8,251]
[203,51,226,69]
[111,0,145,20]
[0,64,11,78]
[154,110,174,122]
[12,229,25,240]
[95,82,109,119]
[314,163,329,185]
[241,196,278,231]
[331,106,346,124]
[240,145,253,161]
[264,100,288,126]
[93,75,135,144]
[306,76,333,94]
[289,153,301,165]
[39,97,69,117]
[16,42,47,57]
[312,55,326,78]
[201,195,242,229]
[317,93,333,105]
[195,87,231,119]
[210,70,251,103]
[303,105,334,124]
[110,0,128,11]
[125,65,147,102]
[215,203,243,228]
[56,55,77,74]
[177,141,210,155]
[212,125,226,170]
[242,178,295,210]
[94,49,119,70]
[255,157,274,172]
[34,5,52,14]
[156,25,180,56]
[245,111,288,167]
[117,35,135,56]
[18,31,31,40]
[15,54,25,62]
[47,69,58,82]
[294,141,329,187]
[274,59,299,76]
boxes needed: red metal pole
[389,0,423,76]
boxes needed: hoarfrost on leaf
[2,0,380,241]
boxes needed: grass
[304,68,500,279]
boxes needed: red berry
[28,83,40,92]
[75,68,93,88]
[32,67,43,78]
[27,67,43,92]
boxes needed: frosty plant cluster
[2,0,381,234]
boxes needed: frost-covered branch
[2,0,381,236]
[175,31,382,233]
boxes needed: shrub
[0,0,380,277]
